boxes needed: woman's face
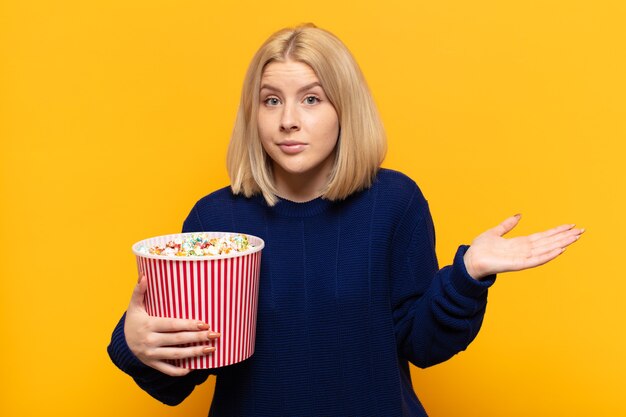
[258,60,339,193]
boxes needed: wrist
[450,245,496,297]
[463,247,483,281]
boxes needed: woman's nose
[279,103,300,132]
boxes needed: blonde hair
[227,23,387,206]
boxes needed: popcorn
[138,233,253,257]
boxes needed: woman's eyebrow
[260,82,322,94]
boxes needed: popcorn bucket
[132,232,264,369]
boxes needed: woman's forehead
[260,60,319,85]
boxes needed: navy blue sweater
[108,169,495,416]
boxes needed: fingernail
[514,213,521,218]
[197,322,209,330]
[208,332,221,339]
[203,347,216,354]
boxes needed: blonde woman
[109,24,583,416]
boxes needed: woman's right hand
[124,276,221,377]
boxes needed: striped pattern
[134,233,263,369]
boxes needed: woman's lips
[278,142,307,154]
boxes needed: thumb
[129,275,148,311]
[492,213,522,237]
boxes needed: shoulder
[347,168,431,237]
[194,185,237,209]
[194,185,267,212]
[191,185,264,217]
[371,170,436,259]
[183,186,262,232]
[372,168,428,209]
[182,186,232,232]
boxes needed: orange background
[1,1,625,416]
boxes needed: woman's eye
[304,96,320,105]
[264,97,280,106]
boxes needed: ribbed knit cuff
[107,313,168,383]
[449,245,496,298]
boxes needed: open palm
[463,214,584,280]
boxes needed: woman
[108,24,583,416]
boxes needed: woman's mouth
[278,141,307,154]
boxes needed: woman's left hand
[463,214,584,280]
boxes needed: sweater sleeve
[391,194,496,369]
[107,314,211,405]
[106,203,212,405]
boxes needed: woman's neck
[272,167,330,203]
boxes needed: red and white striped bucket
[132,232,264,369]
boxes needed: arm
[107,311,212,405]
[392,197,583,368]
[391,200,494,368]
